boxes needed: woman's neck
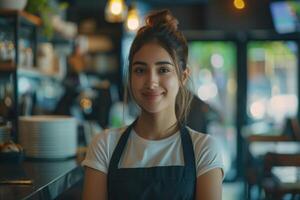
[134,111,179,140]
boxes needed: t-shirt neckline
[131,129,180,145]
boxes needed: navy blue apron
[107,122,196,200]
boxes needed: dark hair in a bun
[145,10,178,31]
[127,9,192,125]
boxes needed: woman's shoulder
[82,126,128,173]
[186,126,221,156]
[90,126,127,146]
[186,126,213,144]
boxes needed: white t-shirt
[82,126,224,178]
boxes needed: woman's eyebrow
[132,61,147,66]
[155,61,174,66]
[132,61,174,66]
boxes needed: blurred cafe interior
[1,0,300,199]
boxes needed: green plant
[25,0,68,39]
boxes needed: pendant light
[234,0,246,10]
[125,3,140,32]
[105,0,128,23]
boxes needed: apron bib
[108,122,196,200]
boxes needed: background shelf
[0,60,15,72]
[0,9,41,26]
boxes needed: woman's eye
[134,67,145,74]
[159,67,170,74]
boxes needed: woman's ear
[182,67,190,85]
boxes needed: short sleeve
[81,128,125,174]
[81,132,109,173]
[192,132,224,179]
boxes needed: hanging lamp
[105,0,128,23]
[125,3,140,32]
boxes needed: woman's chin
[141,107,161,114]
[139,105,163,115]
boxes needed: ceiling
[70,0,208,9]
[65,0,274,33]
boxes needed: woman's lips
[142,92,163,101]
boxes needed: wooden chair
[290,118,300,141]
[244,134,294,200]
[244,117,300,199]
[261,153,300,200]
[246,135,292,143]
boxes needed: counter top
[0,159,84,200]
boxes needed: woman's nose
[146,71,159,89]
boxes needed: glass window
[247,41,298,132]
[188,41,237,180]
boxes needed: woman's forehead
[132,42,173,63]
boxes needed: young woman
[82,9,224,200]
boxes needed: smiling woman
[130,42,181,117]
[82,9,224,200]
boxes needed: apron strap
[180,125,196,173]
[108,120,136,171]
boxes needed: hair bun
[146,9,178,31]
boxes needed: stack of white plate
[19,116,77,159]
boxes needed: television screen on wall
[270,1,300,34]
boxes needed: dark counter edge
[23,165,84,200]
